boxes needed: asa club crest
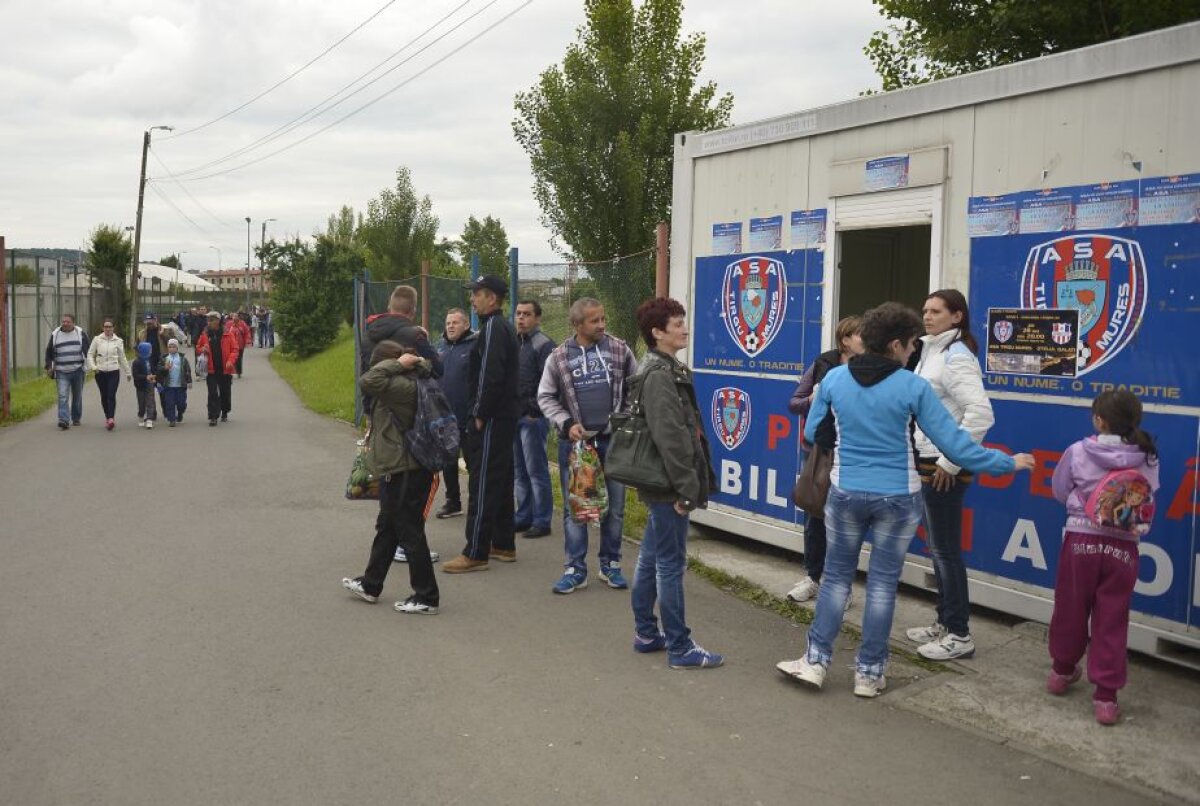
[721,256,787,356]
[993,319,1014,343]
[1020,234,1147,375]
[711,387,752,450]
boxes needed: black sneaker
[57,421,70,430]
[394,596,438,615]
[71,421,81,426]
[435,502,462,519]
[209,419,217,427]
[523,526,551,538]
[220,413,228,422]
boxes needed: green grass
[269,324,357,422]
[1,372,58,426]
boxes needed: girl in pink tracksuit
[1048,390,1158,726]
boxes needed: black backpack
[403,378,460,471]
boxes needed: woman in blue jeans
[629,297,722,669]
[776,303,1033,697]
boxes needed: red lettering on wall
[767,415,791,451]
[961,507,974,552]
[1030,449,1062,499]
[977,442,1015,489]
[1166,458,1198,521]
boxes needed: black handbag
[604,374,674,495]
[792,444,833,514]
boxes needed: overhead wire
[147,182,213,239]
[161,0,399,141]
[173,1,534,183]
[164,0,484,179]
[149,148,236,230]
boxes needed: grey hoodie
[1051,434,1160,541]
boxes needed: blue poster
[967,195,1020,238]
[941,399,1199,625]
[865,155,909,192]
[711,222,743,255]
[692,249,823,378]
[1076,180,1139,229]
[1139,174,1200,226]
[970,225,1200,407]
[693,372,806,526]
[1018,188,1077,233]
[789,209,827,250]
[749,215,784,251]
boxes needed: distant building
[198,268,272,293]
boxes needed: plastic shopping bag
[568,440,609,523]
[345,436,380,500]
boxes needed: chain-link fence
[512,249,657,349]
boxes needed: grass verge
[269,324,357,423]
[1,372,57,427]
[684,556,952,674]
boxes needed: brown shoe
[443,554,489,574]
[490,548,517,563]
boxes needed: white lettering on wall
[1001,519,1048,570]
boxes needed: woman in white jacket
[905,290,994,661]
[86,318,132,431]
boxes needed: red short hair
[636,297,686,349]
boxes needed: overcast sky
[0,0,886,267]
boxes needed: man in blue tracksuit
[433,308,476,518]
[776,302,1035,697]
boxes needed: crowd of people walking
[43,307,271,431]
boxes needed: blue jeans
[632,502,692,656]
[804,486,923,679]
[513,416,553,530]
[557,436,625,574]
[162,386,188,423]
[923,477,971,636]
[55,368,84,424]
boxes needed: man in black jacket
[360,285,444,378]
[513,300,556,537]
[443,275,520,573]
[433,308,476,518]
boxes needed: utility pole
[260,218,276,298]
[131,125,172,339]
[244,217,252,312]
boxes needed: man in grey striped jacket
[43,314,90,430]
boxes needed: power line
[149,148,237,230]
[147,181,213,239]
[162,0,399,140]
[175,1,533,183]
[165,0,482,179]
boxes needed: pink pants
[1048,531,1139,699]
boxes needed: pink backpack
[1084,469,1155,536]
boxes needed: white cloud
[0,0,884,263]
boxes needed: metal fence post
[469,254,480,331]
[420,259,430,332]
[655,221,669,297]
[508,247,518,325]
[0,235,9,419]
[353,275,362,427]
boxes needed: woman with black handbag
[625,297,722,669]
[786,315,862,605]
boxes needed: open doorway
[836,225,932,320]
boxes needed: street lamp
[244,216,252,311]
[260,218,277,296]
[174,251,188,307]
[131,124,173,338]
[209,245,222,271]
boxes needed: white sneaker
[393,548,441,563]
[917,633,975,661]
[853,673,888,698]
[341,577,378,603]
[776,657,827,689]
[906,621,948,644]
[145,421,154,429]
[138,420,146,428]
[786,577,819,602]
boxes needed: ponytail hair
[1092,389,1158,464]
[927,289,978,355]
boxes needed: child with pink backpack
[1048,389,1159,726]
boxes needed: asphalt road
[0,348,1159,805]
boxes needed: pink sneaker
[105,418,115,431]
[1045,666,1081,695]
[1094,699,1121,725]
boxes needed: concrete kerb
[678,523,1200,806]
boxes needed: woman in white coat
[906,289,994,661]
[86,318,132,431]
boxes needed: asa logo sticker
[721,256,787,356]
[711,386,752,450]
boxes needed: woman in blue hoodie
[776,303,1034,697]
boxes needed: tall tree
[357,167,439,282]
[325,205,363,248]
[866,0,1200,91]
[459,215,510,276]
[513,0,732,261]
[86,224,134,333]
[265,235,363,357]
